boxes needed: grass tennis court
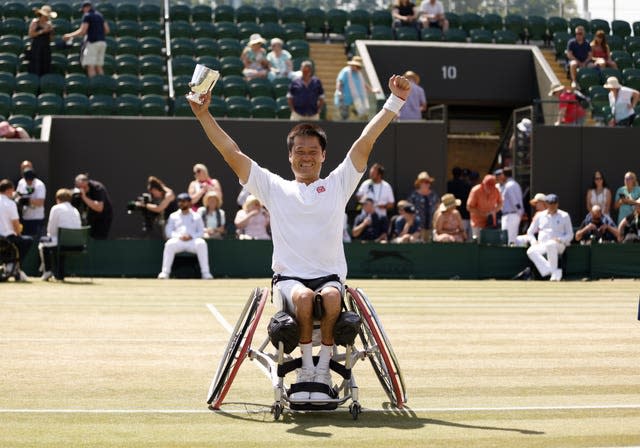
[1,278,639,447]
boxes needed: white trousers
[161,238,210,274]
[501,213,521,245]
[526,240,566,277]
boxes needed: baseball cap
[176,192,191,201]
[545,194,558,204]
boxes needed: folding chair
[56,226,92,281]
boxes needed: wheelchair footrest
[289,402,339,411]
[287,382,338,399]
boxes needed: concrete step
[309,42,348,120]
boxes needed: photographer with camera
[73,173,112,239]
[15,165,46,239]
[127,176,177,236]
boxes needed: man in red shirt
[466,174,503,240]
[549,84,586,125]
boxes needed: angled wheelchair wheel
[207,287,268,409]
[0,237,19,282]
[346,286,407,408]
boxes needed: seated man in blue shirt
[351,198,388,242]
[575,204,619,244]
[566,25,594,89]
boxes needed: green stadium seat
[209,95,226,117]
[114,94,141,115]
[470,28,492,43]
[526,15,548,40]
[625,36,640,54]
[194,21,216,39]
[140,21,162,38]
[260,22,285,40]
[94,2,115,21]
[478,229,507,246]
[37,92,63,115]
[590,18,610,34]
[39,73,64,95]
[1,18,26,36]
[235,4,257,23]
[191,4,212,22]
[64,72,88,95]
[140,94,166,116]
[63,92,89,115]
[2,2,28,19]
[282,6,305,26]
[250,95,276,118]
[0,92,10,117]
[50,2,72,19]
[114,73,140,95]
[0,52,18,74]
[11,92,37,116]
[172,55,196,76]
[219,56,243,77]
[169,3,191,22]
[225,96,251,118]
[215,21,239,39]
[600,67,622,84]
[50,52,67,75]
[420,27,442,41]
[217,38,242,58]
[257,6,279,24]
[115,53,139,75]
[140,54,165,76]
[138,3,161,22]
[139,74,164,96]
[272,77,290,98]
[173,94,192,116]
[569,17,589,33]
[0,71,15,94]
[286,39,309,58]
[611,20,631,37]
[0,35,23,55]
[116,20,140,38]
[577,67,602,91]
[115,36,139,55]
[171,37,195,57]
[101,53,115,76]
[547,16,568,36]
[170,20,194,39]
[222,75,247,97]
[8,114,34,134]
[371,9,391,27]
[305,8,327,35]
[283,23,306,41]
[345,24,368,45]
[612,51,633,71]
[104,35,116,56]
[194,38,219,58]
[238,21,261,40]
[14,72,39,95]
[494,29,518,44]
[444,12,460,29]
[213,4,235,23]
[607,34,624,51]
[275,96,290,118]
[553,31,571,60]
[116,3,138,21]
[371,25,393,40]
[51,17,72,35]
[247,77,272,98]
[139,37,163,56]
[504,14,525,36]
[349,9,370,30]
[326,8,348,36]
[395,26,419,41]
[460,13,482,34]
[171,74,191,96]
[89,94,114,115]
[88,74,115,96]
[633,22,640,37]
[32,114,44,138]
[482,13,502,32]
[443,28,467,42]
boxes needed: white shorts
[81,40,107,67]
[273,277,343,314]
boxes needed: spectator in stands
[548,83,587,126]
[585,170,612,215]
[418,0,449,32]
[39,188,82,281]
[335,56,374,121]
[590,30,618,70]
[198,191,225,240]
[74,173,112,239]
[63,1,110,78]
[466,174,503,240]
[0,179,31,281]
[288,60,325,121]
[0,121,29,139]
[617,198,640,243]
[352,198,388,242]
[433,193,466,243]
[266,38,294,81]
[158,193,213,280]
[241,33,270,81]
[494,167,523,245]
[235,194,270,240]
[447,167,471,241]
[566,26,594,90]
[188,163,223,210]
[604,76,639,127]
[138,176,177,237]
[408,171,439,242]
[392,0,420,39]
[614,171,640,225]
[397,70,426,120]
[515,192,547,247]
[526,194,573,281]
[355,162,395,218]
[15,166,46,239]
[575,204,618,244]
[391,201,422,243]
[27,5,56,76]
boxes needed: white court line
[206,303,234,334]
[1,404,640,414]
[0,338,217,343]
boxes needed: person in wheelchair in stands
[190,74,410,403]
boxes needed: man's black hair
[0,179,14,193]
[287,123,327,152]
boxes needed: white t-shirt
[419,0,444,20]
[46,202,82,244]
[0,194,19,236]
[356,179,395,217]
[243,157,364,281]
[16,178,46,220]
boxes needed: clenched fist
[388,75,411,100]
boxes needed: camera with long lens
[126,192,156,233]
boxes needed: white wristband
[383,94,406,114]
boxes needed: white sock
[316,343,332,372]
[300,342,313,370]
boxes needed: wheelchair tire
[207,287,268,409]
[0,238,19,282]
[346,286,407,408]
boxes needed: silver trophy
[185,64,220,105]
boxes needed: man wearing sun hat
[466,174,503,240]
[603,76,640,127]
[335,56,374,120]
[397,70,426,120]
[28,4,56,76]
[63,1,110,78]
[241,33,269,80]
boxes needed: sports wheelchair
[0,237,20,282]
[206,285,406,420]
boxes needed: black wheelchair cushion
[333,311,361,347]
[267,311,300,354]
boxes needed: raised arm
[190,91,252,184]
[348,75,410,172]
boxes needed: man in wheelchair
[191,74,410,405]
[1,179,32,281]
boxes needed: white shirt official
[46,202,81,245]
[0,194,19,236]
[16,178,46,220]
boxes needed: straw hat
[248,33,266,46]
[603,76,622,89]
[548,83,564,96]
[414,171,435,187]
[204,191,222,208]
[347,56,363,68]
[529,192,547,205]
[439,193,461,212]
[34,4,57,18]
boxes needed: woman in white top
[234,195,270,240]
[266,37,293,80]
[198,191,225,239]
[604,76,640,127]
[585,170,612,215]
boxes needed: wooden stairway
[309,42,348,120]
[541,47,570,87]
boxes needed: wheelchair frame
[206,286,406,420]
[0,237,20,282]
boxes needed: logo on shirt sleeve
[316,185,326,193]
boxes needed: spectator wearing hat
[28,4,56,76]
[288,60,325,121]
[241,33,269,80]
[355,162,395,218]
[392,0,420,39]
[548,83,587,126]
[266,38,293,80]
[515,193,547,247]
[466,174,503,240]
[494,167,523,245]
[15,164,46,239]
[408,170,439,241]
[391,200,422,243]
[604,76,640,127]
[158,193,213,279]
[63,1,109,78]
[0,121,29,140]
[526,194,573,281]
[335,56,375,121]
[198,191,225,240]
[352,198,388,242]
[575,204,618,244]
[566,25,595,90]
[447,167,471,241]
[397,71,427,120]
[617,198,640,243]
[74,173,112,239]
[433,193,466,242]
[418,0,449,31]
